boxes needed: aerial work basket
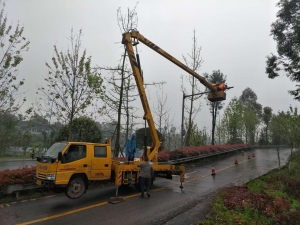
[207,91,226,102]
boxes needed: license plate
[36,180,42,185]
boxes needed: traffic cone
[235,157,238,164]
[248,154,250,159]
[252,152,255,157]
[211,165,216,176]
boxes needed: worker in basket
[212,82,227,91]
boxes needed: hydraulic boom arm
[122,30,225,161]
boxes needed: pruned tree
[38,29,105,141]
[262,106,273,145]
[181,30,204,147]
[266,0,300,100]
[204,70,227,145]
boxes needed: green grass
[246,179,266,193]
[199,197,272,225]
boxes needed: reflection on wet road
[0,160,37,171]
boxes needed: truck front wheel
[65,178,86,199]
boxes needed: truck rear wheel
[65,178,86,199]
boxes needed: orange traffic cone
[235,157,238,164]
[211,165,216,176]
[252,153,255,157]
[248,154,250,159]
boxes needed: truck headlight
[46,174,56,180]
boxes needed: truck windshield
[43,142,68,158]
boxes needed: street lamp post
[181,90,210,148]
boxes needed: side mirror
[58,152,62,161]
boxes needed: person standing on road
[137,156,153,198]
[125,133,137,161]
[30,150,35,159]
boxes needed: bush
[166,144,250,161]
[158,149,170,162]
[0,166,36,191]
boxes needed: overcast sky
[6,0,299,132]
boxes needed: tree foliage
[0,3,30,114]
[239,88,262,144]
[265,0,300,100]
[56,117,102,143]
[0,113,18,154]
[135,127,163,150]
[39,29,105,141]
[262,106,273,144]
[221,97,244,144]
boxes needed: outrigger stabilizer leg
[109,186,124,204]
[179,164,184,189]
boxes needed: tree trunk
[211,103,216,145]
[185,77,195,146]
[114,49,126,157]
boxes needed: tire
[65,178,86,199]
[50,187,65,193]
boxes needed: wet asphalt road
[0,148,292,225]
[0,160,37,171]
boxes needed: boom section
[122,31,217,92]
[122,32,160,161]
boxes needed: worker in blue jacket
[125,133,138,161]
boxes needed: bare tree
[153,85,171,133]
[181,30,204,146]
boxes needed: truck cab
[35,141,112,199]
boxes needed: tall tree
[242,104,260,144]
[97,4,140,157]
[56,117,102,143]
[38,29,105,141]
[204,70,227,145]
[270,108,300,171]
[0,3,30,114]
[265,0,300,100]
[0,3,30,154]
[239,87,262,143]
[222,97,244,144]
[262,106,273,145]
[181,30,204,147]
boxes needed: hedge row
[0,166,36,191]
[158,144,251,162]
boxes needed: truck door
[56,144,90,185]
[90,146,111,180]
